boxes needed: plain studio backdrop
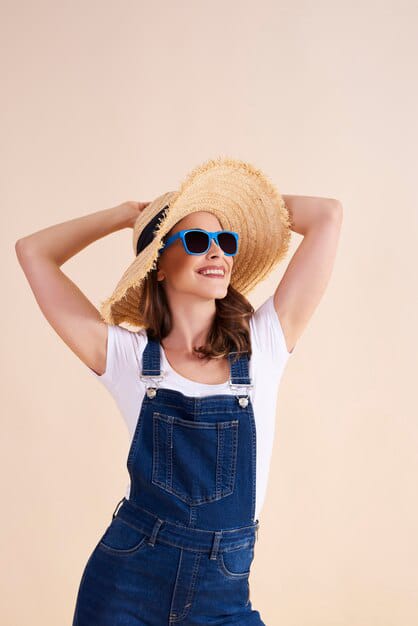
[2,1,417,625]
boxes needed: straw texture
[99,156,292,327]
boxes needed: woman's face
[156,211,233,299]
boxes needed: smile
[197,269,225,278]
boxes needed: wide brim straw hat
[99,156,292,327]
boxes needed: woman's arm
[273,195,343,354]
[15,201,148,375]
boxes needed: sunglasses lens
[185,230,210,253]
[217,232,237,255]
[184,230,238,255]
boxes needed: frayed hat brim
[99,156,292,326]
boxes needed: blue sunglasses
[158,228,239,256]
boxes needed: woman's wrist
[112,201,151,230]
[112,202,138,230]
[15,200,151,266]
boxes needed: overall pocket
[98,517,149,555]
[152,412,239,505]
[217,543,255,580]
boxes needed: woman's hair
[137,262,254,364]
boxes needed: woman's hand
[117,200,152,229]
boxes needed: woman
[15,157,343,625]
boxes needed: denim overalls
[72,331,265,625]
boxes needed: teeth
[199,269,224,276]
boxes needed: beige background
[2,1,418,624]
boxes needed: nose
[207,237,222,256]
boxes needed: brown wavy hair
[138,262,254,365]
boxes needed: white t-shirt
[86,294,294,520]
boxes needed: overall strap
[228,350,253,407]
[139,331,166,398]
[140,330,253,406]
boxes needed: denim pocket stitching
[151,412,239,505]
[98,518,149,555]
[98,538,148,555]
[216,546,254,580]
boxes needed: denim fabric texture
[72,330,265,625]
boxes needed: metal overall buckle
[139,372,166,399]
[228,382,254,407]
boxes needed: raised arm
[274,195,343,354]
[15,201,147,375]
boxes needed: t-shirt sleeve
[250,294,295,368]
[85,324,146,392]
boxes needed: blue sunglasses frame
[158,228,239,256]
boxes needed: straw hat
[99,156,292,327]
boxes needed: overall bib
[72,331,265,625]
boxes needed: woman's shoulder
[86,324,148,387]
[249,295,293,366]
